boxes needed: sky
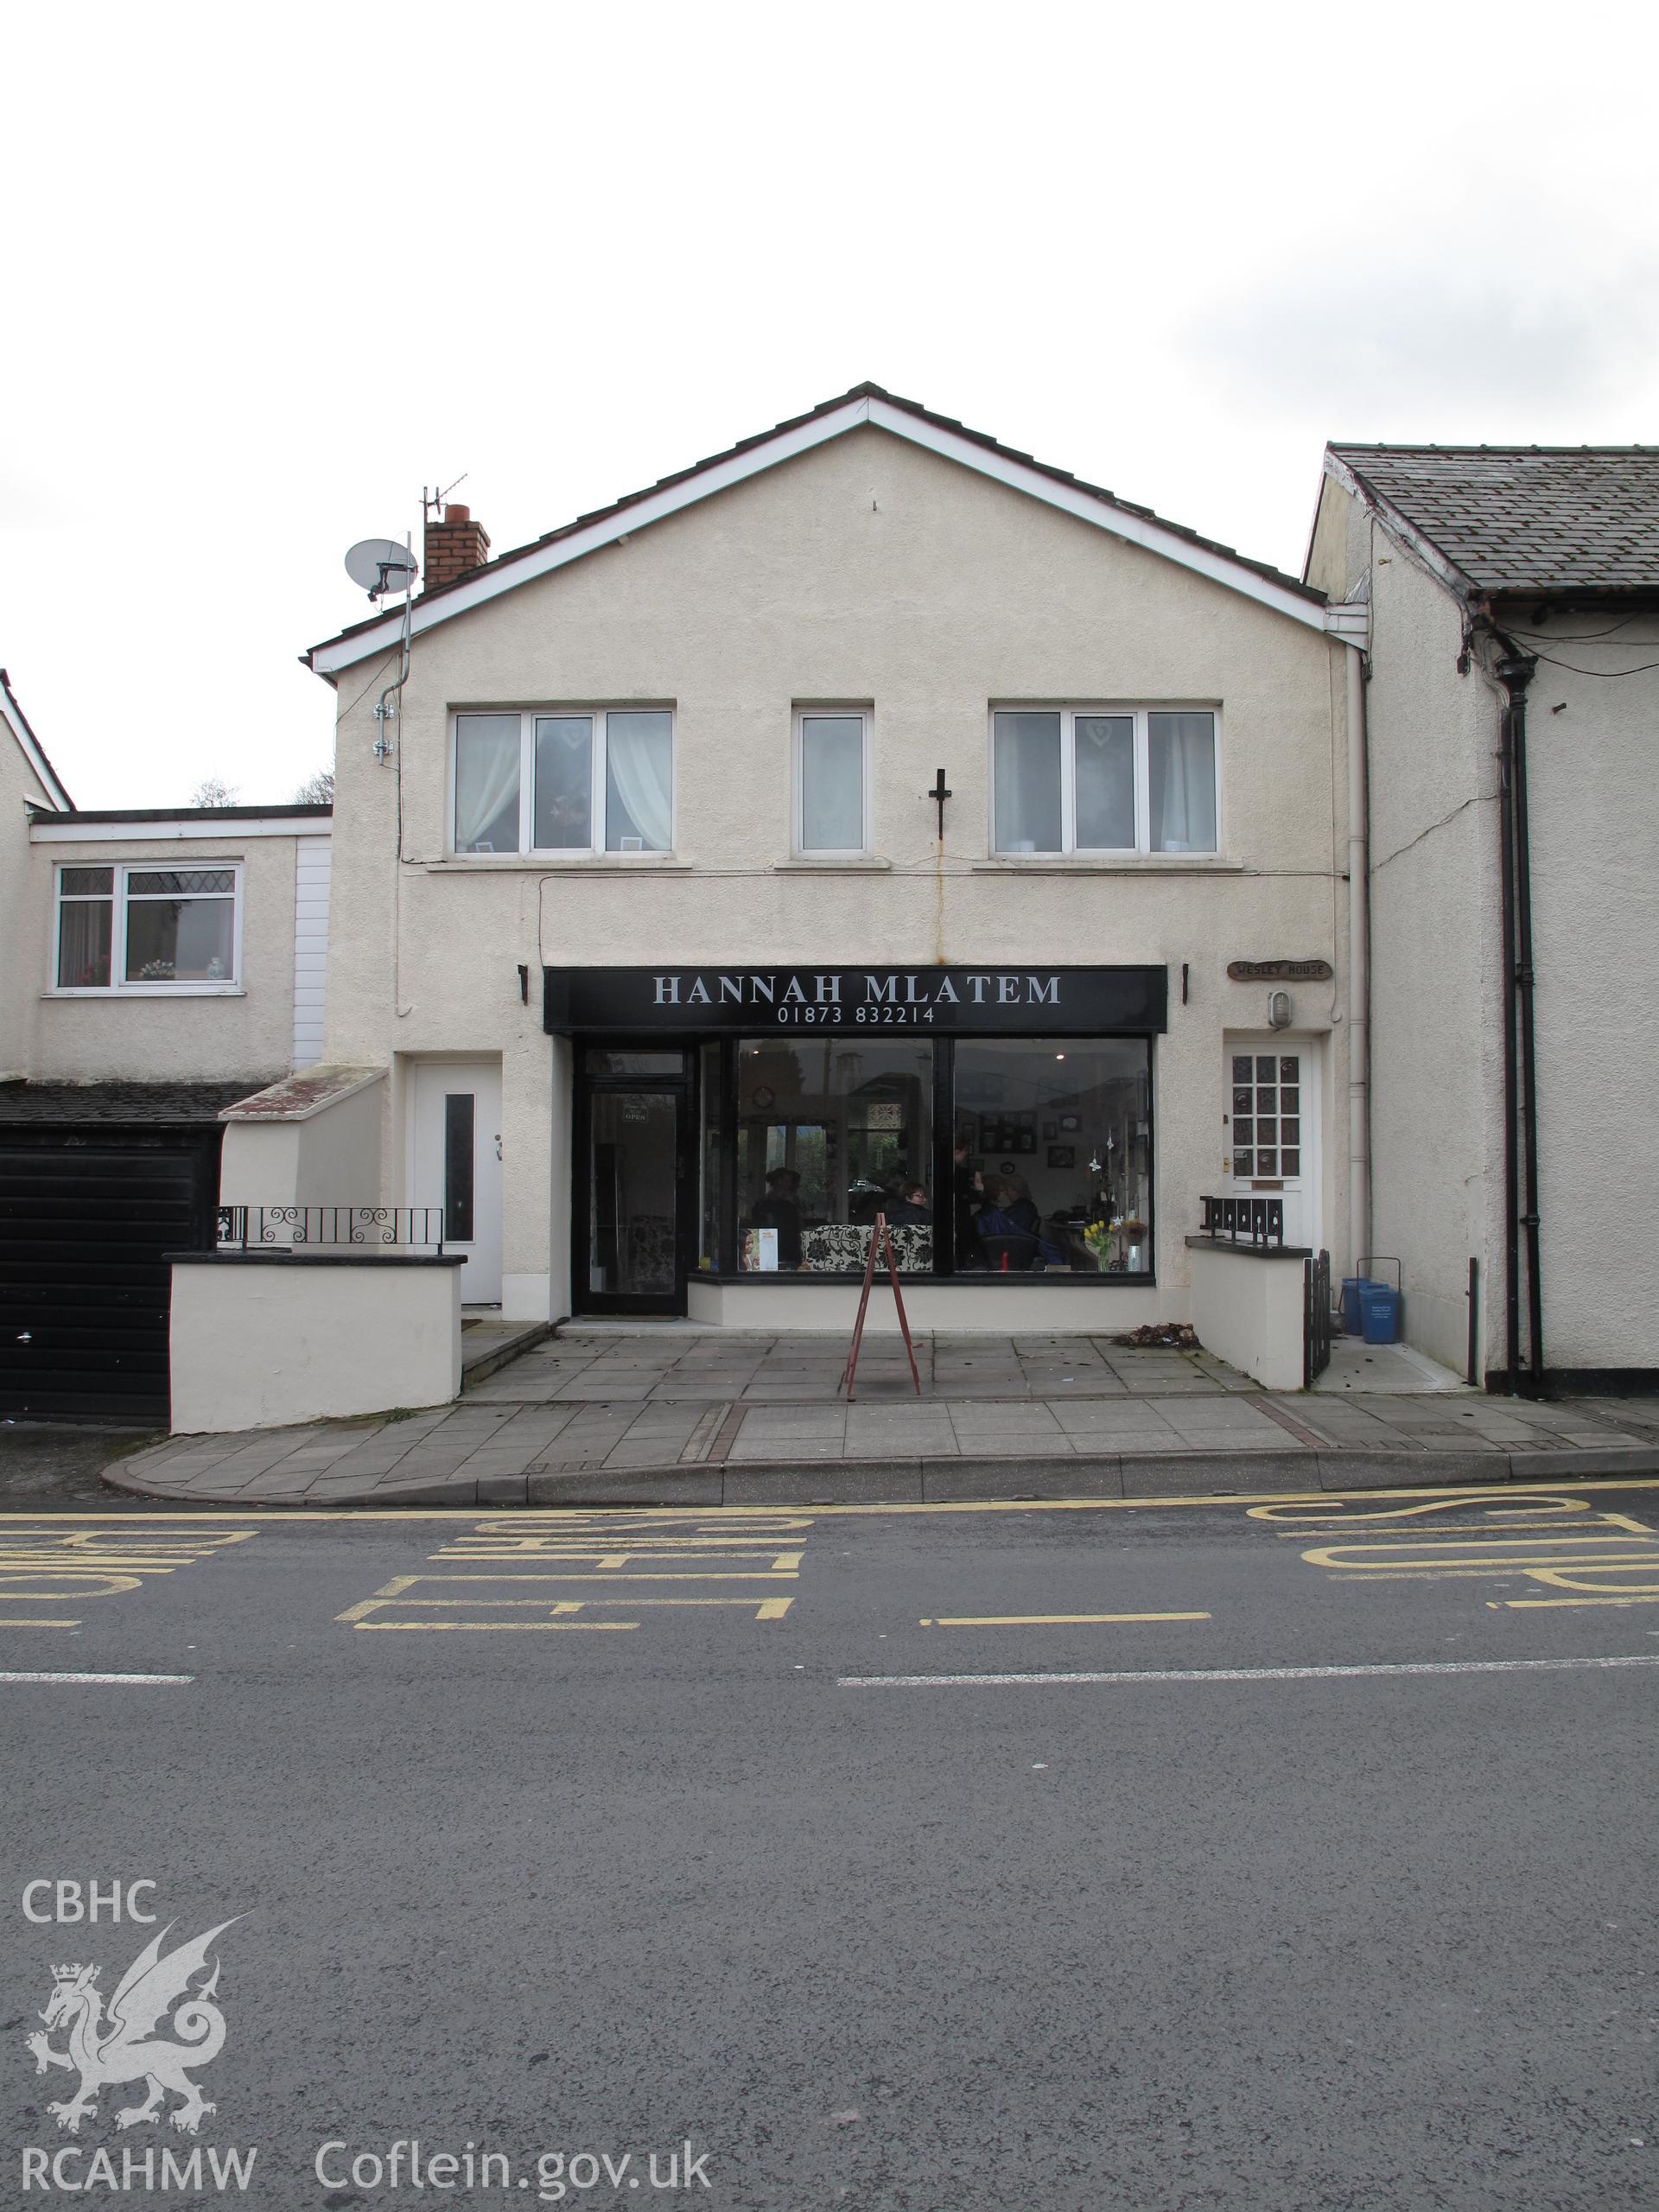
[5,1,1656,807]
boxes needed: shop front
[548,964,1166,1319]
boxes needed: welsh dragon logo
[25,1921,238,2136]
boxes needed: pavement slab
[86,1326,1659,1507]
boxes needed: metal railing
[1304,1249,1332,1384]
[1197,1194,1285,1249]
[216,1205,445,1252]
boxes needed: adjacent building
[1306,445,1659,1389]
[0,673,330,1416]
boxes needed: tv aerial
[344,537,419,603]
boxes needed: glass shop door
[575,1050,695,1314]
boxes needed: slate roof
[1331,446,1659,596]
[0,1080,272,1127]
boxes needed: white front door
[1222,1035,1319,1249]
[410,1061,503,1304]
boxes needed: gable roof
[308,382,1330,677]
[1327,445,1659,600]
[0,667,72,810]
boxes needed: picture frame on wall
[1015,1129,1037,1155]
[1058,1113,1081,1133]
[1047,1144,1075,1169]
[1043,1121,1058,1141]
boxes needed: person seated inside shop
[883,1180,931,1226]
[747,1167,804,1267]
[973,1172,1066,1269]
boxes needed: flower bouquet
[1082,1215,1117,1265]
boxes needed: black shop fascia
[545,965,1167,1313]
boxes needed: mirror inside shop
[723,1037,1152,1274]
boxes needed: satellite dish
[345,538,419,601]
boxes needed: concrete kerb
[97,1442,1659,1509]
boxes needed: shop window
[734,1039,933,1272]
[54,863,240,992]
[795,710,868,855]
[952,1039,1151,1273]
[991,708,1217,856]
[453,709,675,855]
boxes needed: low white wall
[219,1120,301,1210]
[169,1255,462,1433]
[685,1280,1173,1332]
[1186,1238,1306,1390]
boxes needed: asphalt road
[2,1484,1656,2210]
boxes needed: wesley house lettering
[543,967,1167,1036]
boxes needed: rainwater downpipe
[375,588,416,1020]
[1345,641,1371,1284]
[1495,646,1544,1394]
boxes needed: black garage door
[0,1125,224,1421]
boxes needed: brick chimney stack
[423,503,491,592]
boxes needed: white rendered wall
[1510,607,1659,1371]
[0,730,56,1078]
[1307,482,1503,1376]
[320,427,1353,1325]
[685,1278,1174,1333]
[169,1258,461,1431]
[23,832,305,1086]
[1186,1240,1307,1390]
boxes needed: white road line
[837,1655,1659,1689]
[0,1670,194,1686]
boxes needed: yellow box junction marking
[1247,1492,1659,1605]
[21,1481,1659,1525]
[339,1511,816,1633]
[0,1526,257,1629]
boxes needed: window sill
[772,857,893,873]
[427,855,692,873]
[696,1269,1157,1287]
[972,855,1243,874]
[43,986,246,1000]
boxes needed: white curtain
[1149,712,1217,853]
[1074,715,1135,849]
[993,711,1062,852]
[802,716,863,849]
[605,712,673,851]
[454,715,521,852]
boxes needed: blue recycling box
[1340,1277,1376,1335]
[1360,1285,1402,1344]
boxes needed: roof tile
[1333,446,1659,593]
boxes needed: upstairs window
[795,709,870,855]
[453,709,675,855]
[991,708,1217,855]
[54,864,240,991]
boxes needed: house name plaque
[1226,958,1333,982]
